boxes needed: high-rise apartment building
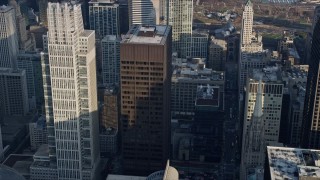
[302,17,320,149]
[128,0,165,27]
[168,0,193,58]
[38,2,100,179]
[120,25,171,175]
[101,35,121,85]
[0,68,29,117]
[89,0,120,38]
[0,5,18,69]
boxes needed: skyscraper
[39,2,100,179]
[0,68,29,117]
[120,25,171,175]
[0,5,18,69]
[101,35,121,85]
[240,0,253,47]
[128,0,165,27]
[89,0,120,38]
[238,0,263,94]
[302,17,320,149]
[168,0,193,58]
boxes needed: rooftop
[106,174,146,180]
[122,25,171,45]
[172,57,224,82]
[267,146,320,180]
[0,165,26,180]
[102,35,121,42]
[283,65,308,80]
[89,0,116,4]
[0,5,13,12]
[250,65,282,82]
[0,68,25,76]
[195,85,220,107]
[34,144,49,158]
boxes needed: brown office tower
[120,25,171,175]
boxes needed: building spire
[253,80,263,117]
[245,0,253,7]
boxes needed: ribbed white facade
[0,5,19,69]
[43,2,100,180]
[129,0,163,26]
[168,0,193,58]
[241,0,253,47]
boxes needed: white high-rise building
[0,5,19,69]
[129,0,167,27]
[89,0,120,38]
[101,35,121,85]
[38,2,100,180]
[241,0,253,47]
[168,0,193,58]
[239,0,263,94]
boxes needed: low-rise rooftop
[122,25,171,45]
[172,57,224,82]
[250,65,282,83]
[267,146,320,180]
[196,85,220,107]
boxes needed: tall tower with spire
[241,0,253,47]
[240,80,265,179]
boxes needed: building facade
[89,0,120,38]
[168,0,193,58]
[0,5,18,69]
[120,25,171,175]
[101,35,121,85]
[29,116,48,150]
[39,2,100,179]
[128,0,164,27]
[208,38,227,71]
[190,30,209,58]
[240,80,265,179]
[17,52,44,110]
[302,17,320,149]
[9,0,35,51]
[0,68,29,117]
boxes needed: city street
[221,63,240,179]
